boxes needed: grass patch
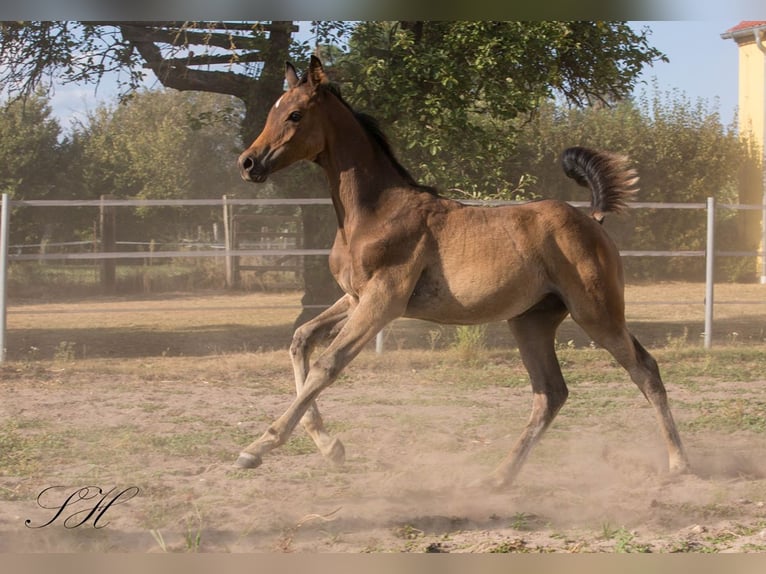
[657,348,764,380]
[282,433,317,456]
[685,399,766,434]
[0,420,38,478]
[452,325,487,364]
[489,538,535,553]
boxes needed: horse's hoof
[669,459,692,476]
[665,464,694,484]
[326,438,346,466]
[468,472,510,492]
[235,452,262,469]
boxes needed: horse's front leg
[236,286,403,470]
[289,294,354,465]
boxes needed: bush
[510,89,760,282]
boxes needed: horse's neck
[317,117,405,231]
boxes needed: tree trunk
[295,167,343,329]
[239,21,293,145]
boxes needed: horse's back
[404,197,625,324]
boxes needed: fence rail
[0,194,764,361]
[7,197,764,265]
[7,249,331,261]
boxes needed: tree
[74,89,246,241]
[0,92,62,198]
[77,90,243,201]
[0,21,300,142]
[0,21,341,319]
[0,21,666,173]
[0,92,71,244]
[331,21,666,196]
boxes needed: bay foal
[235,56,689,488]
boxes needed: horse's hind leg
[287,295,354,465]
[631,336,689,473]
[573,312,690,475]
[486,296,570,489]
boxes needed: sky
[48,21,746,133]
[630,21,741,127]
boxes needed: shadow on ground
[7,312,765,360]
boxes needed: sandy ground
[1,346,765,553]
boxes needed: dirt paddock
[1,284,765,553]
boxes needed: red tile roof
[722,21,766,40]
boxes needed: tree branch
[116,24,270,53]
[96,21,298,34]
[152,52,267,69]
[121,26,256,98]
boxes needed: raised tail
[561,146,638,223]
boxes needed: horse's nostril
[238,151,267,182]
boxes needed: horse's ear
[307,55,328,88]
[285,62,300,88]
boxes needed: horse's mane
[319,81,441,197]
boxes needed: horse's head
[238,56,330,183]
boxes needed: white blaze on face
[275,95,284,109]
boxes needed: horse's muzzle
[237,151,269,183]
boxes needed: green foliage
[0,22,144,100]
[685,399,766,434]
[53,341,78,362]
[73,89,247,241]
[77,89,244,201]
[0,420,34,477]
[611,527,653,553]
[452,324,487,363]
[0,92,74,243]
[0,88,253,248]
[0,92,61,197]
[511,86,758,281]
[332,21,664,197]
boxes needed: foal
[235,56,689,488]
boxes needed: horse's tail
[561,146,638,223]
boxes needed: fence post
[704,197,715,350]
[761,189,766,284]
[99,194,116,294]
[0,193,9,362]
[222,195,236,288]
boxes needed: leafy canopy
[327,21,666,195]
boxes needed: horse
[235,56,689,489]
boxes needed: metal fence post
[0,193,9,362]
[222,195,234,288]
[761,189,766,284]
[704,197,715,350]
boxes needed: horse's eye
[288,111,302,122]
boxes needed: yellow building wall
[733,34,765,282]
[737,39,766,154]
